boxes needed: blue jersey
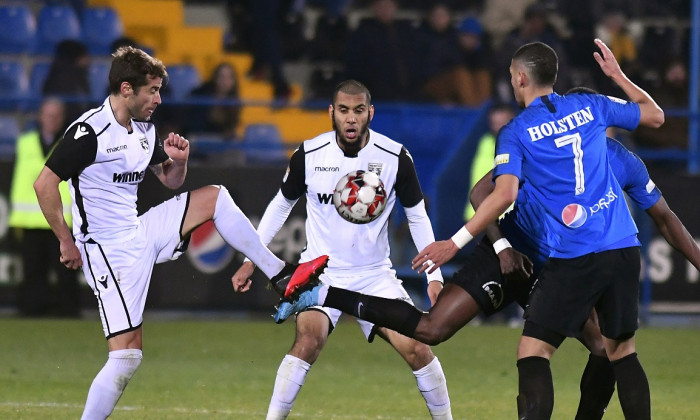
[500,137,661,273]
[494,92,642,258]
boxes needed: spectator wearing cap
[416,5,491,106]
[456,17,494,106]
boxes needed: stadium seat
[163,64,200,101]
[0,114,20,157]
[0,5,36,54]
[0,60,29,110]
[81,7,124,55]
[88,61,111,100]
[241,123,287,164]
[35,4,81,55]
[29,61,52,97]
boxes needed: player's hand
[163,132,189,163]
[426,281,443,306]
[497,248,533,283]
[593,38,623,80]
[232,261,255,293]
[59,239,82,270]
[412,240,458,274]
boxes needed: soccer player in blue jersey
[277,40,668,419]
[416,40,664,419]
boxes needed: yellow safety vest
[8,130,72,229]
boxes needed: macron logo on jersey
[74,124,89,140]
[526,106,594,142]
[113,170,145,183]
[315,166,339,172]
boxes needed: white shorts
[81,193,189,338]
[313,267,414,341]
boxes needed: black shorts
[524,246,641,340]
[448,238,535,316]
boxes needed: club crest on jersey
[367,162,383,176]
[139,137,149,152]
[562,203,588,228]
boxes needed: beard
[332,110,371,154]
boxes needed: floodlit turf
[1,317,699,419]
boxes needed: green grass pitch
[1,317,699,419]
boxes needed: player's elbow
[641,106,665,128]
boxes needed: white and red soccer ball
[333,170,387,224]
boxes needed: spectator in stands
[634,59,689,148]
[42,40,91,123]
[594,11,639,95]
[187,63,241,139]
[247,0,292,102]
[480,0,535,50]
[493,3,572,102]
[415,3,472,105]
[345,0,420,102]
[455,17,494,106]
[9,97,80,318]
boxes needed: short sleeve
[492,123,523,180]
[593,94,641,132]
[45,122,98,180]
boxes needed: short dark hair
[333,80,371,105]
[566,86,598,95]
[109,46,168,94]
[512,42,558,87]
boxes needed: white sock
[213,186,285,278]
[266,354,311,420]
[414,357,452,420]
[81,349,142,420]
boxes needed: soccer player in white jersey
[33,46,328,420]
[231,80,452,419]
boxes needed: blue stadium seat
[81,7,123,55]
[35,4,81,55]
[29,61,52,97]
[0,114,20,157]
[241,123,287,164]
[0,60,29,110]
[88,61,111,100]
[163,65,201,100]
[0,5,36,54]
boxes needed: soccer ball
[333,170,387,224]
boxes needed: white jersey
[279,130,425,274]
[45,97,169,244]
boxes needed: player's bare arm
[413,174,519,274]
[34,166,82,270]
[470,170,533,282]
[593,38,664,128]
[647,196,700,271]
[154,132,189,189]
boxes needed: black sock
[517,356,554,420]
[575,354,615,420]
[324,287,422,337]
[611,352,651,420]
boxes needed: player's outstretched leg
[269,255,329,299]
[274,284,322,323]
